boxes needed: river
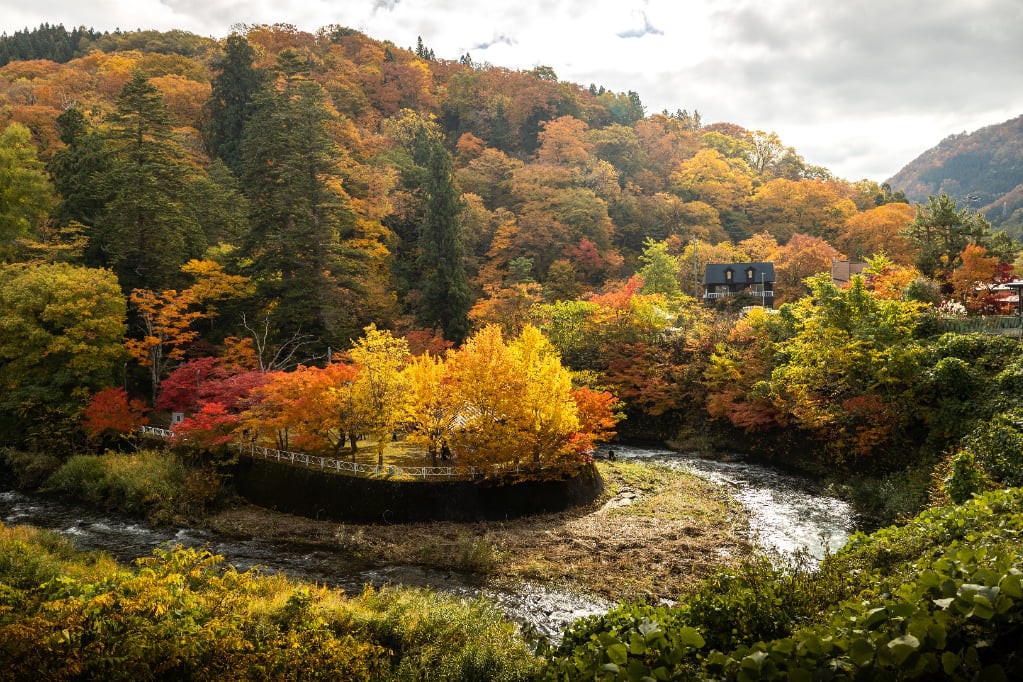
[0,444,855,639]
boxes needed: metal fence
[936,315,1023,335]
[138,426,566,480]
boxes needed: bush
[963,409,1023,487]
[46,450,187,523]
[942,450,990,504]
[543,488,1023,681]
[831,464,933,527]
[0,447,63,489]
[0,538,541,681]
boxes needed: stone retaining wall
[232,457,603,522]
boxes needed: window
[725,269,733,282]
[746,268,754,280]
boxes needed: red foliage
[81,388,149,441]
[603,342,683,417]
[155,357,218,412]
[156,357,267,413]
[169,402,239,451]
[840,394,895,456]
[405,328,454,356]
[587,275,643,311]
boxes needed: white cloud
[6,0,1023,181]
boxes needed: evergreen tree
[94,71,205,291]
[417,138,472,342]
[205,34,264,176]
[905,193,993,279]
[240,67,363,349]
[48,107,112,232]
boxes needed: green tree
[0,263,126,447]
[241,66,364,348]
[417,137,472,342]
[766,274,925,461]
[637,239,682,298]
[94,71,206,291]
[204,33,265,177]
[48,107,112,233]
[904,193,992,279]
[0,123,56,262]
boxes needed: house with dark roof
[703,262,775,304]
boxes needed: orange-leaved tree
[81,387,149,445]
[125,288,202,401]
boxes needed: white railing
[704,290,774,299]
[139,426,572,480]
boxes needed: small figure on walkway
[607,449,616,461]
[440,441,451,460]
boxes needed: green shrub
[831,464,933,527]
[44,454,107,503]
[0,447,63,489]
[45,450,187,523]
[963,409,1023,487]
[943,450,990,504]
[543,488,1023,681]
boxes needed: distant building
[831,259,867,286]
[703,262,775,304]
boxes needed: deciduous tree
[0,263,126,446]
[0,123,56,262]
[125,288,202,401]
[349,325,410,464]
[81,387,149,444]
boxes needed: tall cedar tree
[417,138,472,342]
[48,107,112,232]
[95,71,205,291]
[205,34,264,177]
[241,56,363,349]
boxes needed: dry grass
[207,460,751,603]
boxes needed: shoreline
[204,460,752,603]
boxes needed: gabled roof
[703,262,775,285]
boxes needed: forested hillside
[887,114,1023,238]
[3,23,1023,503]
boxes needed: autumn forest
[2,22,1023,680]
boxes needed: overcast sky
[6,0,1022,182]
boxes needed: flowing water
[601,445,856,562]
[0,444,855,639]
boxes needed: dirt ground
[206,460,752,603]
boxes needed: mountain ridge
[886,114,1023,237]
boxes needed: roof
[831,260,868,284]
[703,262,775,285]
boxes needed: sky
[6,0,1023,182]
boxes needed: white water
[601,445,855,562]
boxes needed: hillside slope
[886,114,1023,237]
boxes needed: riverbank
[207,460,752,603]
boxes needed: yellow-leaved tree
[507,325,581,464]
[402,353,459,464]
[443,325,586,470]
[349,325,410,465]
